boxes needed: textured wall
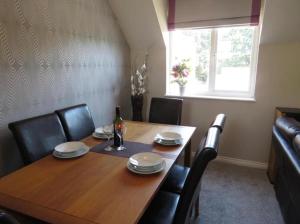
[0,0,130,176]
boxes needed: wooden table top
[0,121,196,224]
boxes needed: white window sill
[165,94,256,102]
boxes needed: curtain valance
[168,0,262,30]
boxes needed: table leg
[184,140,192,167]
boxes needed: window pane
[169,29,211,95]
[215,26,254,92]
[168,25,258,98]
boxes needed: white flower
[130,54,148,96]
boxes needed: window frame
[167,26,260,100]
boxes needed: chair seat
[161,164,190,194]
[0,210,20,224]
[138,191,180,224]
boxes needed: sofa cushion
[275,117,300,142]
[293,135,300,157]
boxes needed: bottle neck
[115,107,120,118]
[114,107,123,133]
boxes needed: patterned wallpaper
[0,0,131,175]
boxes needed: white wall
[146,0,300,163]
[108,0,164,52]
[110,0,300,163]
[260,0,300,44]
[108,0,167,120]
[147,42,300,163]
[153,0,169,45]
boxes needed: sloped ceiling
[108,0,165,52]
[258,0,300,44]
[109,0,300,50]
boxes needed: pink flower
[172,65,180,72]
[171,60,191,79]
[172,71,179,78]
[182,69,189,77]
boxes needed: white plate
[95,125,113,135]
[155,132,182,141]
[127,160,166,175]
[54,142,88,153]
[92,132,113,140]
[129,152,163,167]
[55,147,87,156]
[128,162,163,171]
[53,147,89,159]
[154,138,182,146]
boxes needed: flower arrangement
[171,59,191,87]
[131,54,148,96]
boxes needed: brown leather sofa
[272,116,300,224]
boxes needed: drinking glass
[103,125,113,141]
[116,123,127,151]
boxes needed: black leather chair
[149,98,183,125]
[139,127,220,224]
[162,114,226,194]
[55,104,95,141]
[161,133,207,195]
[9,113,67,165]
[272,116,300,223]
[0,210,20,224]
[211,113,226,133]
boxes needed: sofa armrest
[275,117,300,142]
[273,126,300,175]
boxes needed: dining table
[0,121,196,224]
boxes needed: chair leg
[189,206,195,224]
[189,205,193,218]
[194,181,202,219]
[194,195,200,218]
[184,140,192,167]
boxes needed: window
[167,26,259,100]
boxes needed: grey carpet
[197,161,284,224]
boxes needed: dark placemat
[90,140,176,159]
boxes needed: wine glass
[103,125,113,141]
[116,123,127,151]
[103,125,114,151]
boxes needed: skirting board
[215,156,268,170]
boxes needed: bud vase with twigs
[130,54,148,121]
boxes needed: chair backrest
[211,113,226,133]
[0,210,20,224]
[194,113,226,161]
[55,104,95,141]
[174,127,221,224]
[149,97,183,125]
[8,113,67,165]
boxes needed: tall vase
[179,85,185,96]
[131,94,143,121]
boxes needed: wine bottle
[113,106,123,147]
